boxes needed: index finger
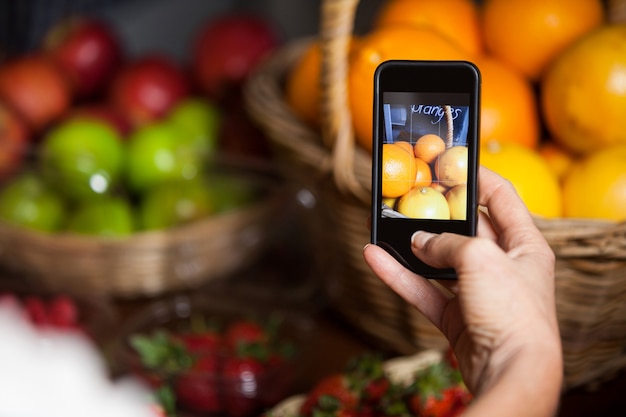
[478,166,549,254]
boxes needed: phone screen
[380,93,470,221]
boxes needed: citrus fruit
[561,145,626,221]
[538,140,577,182]
[395,140,414,154]
[446,184,467,220]
[373,0,483,55]
[414,157,433,188]
[434,146,468,188]
[414,134,446,164]
[285,38,359,128]
[348,26,467,152]
[480,140,562,218]
[482,0,604,80]
[382,142,418,198]
[397,186,450,219]
[474,55,540,149]
[541,24,626,156]
[382,197,397,209]
[285,41,322,127]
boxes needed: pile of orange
[284,0,626,221]
[380,137,468,220]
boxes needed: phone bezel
[371,60,480,279]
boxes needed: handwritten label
[411,104,463,124]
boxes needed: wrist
[468,334,563,417]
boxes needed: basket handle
[319,0,369,202]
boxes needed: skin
[364,167,563,417]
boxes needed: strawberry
[300,374,360,416]
[47,295,79,328]
[178,330,222,355]
[178,314,223,353]
[174,354,222,413]
[344,353,391,405]
[222,352,267,417]
[309,395,376,417]
[130,330,193,388]
[406,362,472,417]
[23,296,49,325]
[224,318,267,351]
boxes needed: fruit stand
[0,0,626,416]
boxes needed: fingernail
[363,243,371,251]
[412,231,434,248]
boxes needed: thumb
[411,230,475,270]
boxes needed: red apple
[109,55,190,127]
[0,100,31,181]
[191,13,280,101]
[43,16,124,99]
[0,55,72,132]
[70,104,132,138]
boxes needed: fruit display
[282,0,626,221]
[267,350,471,417]
[110,294,314,417]
[0,12,281,236]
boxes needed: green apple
[40,117,126,201]
[167,97,220,156]
[138,177,215,230]
[0,173,65,232]
[66,195,135,237]
[126,120,204,192]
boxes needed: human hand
[363,167,563,416]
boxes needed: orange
[382,197,397,210]
[397,186,450,219]
[348,26,467,153]
[374,0,483,55]
[395,140,414,155]
[538,140,577,182]
[562,145,626,221]
[285,41,322,127]
[382,143,418,198]
[482,0,604,80]
[414,157,433,188]
[446,184,468,220]
[414,134,446,164]
[541,25,626,156]
[285,37,359,128]
[474,55,540,149]
[480,140,562,218]
[434,146,468,188]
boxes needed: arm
[363,167,563,417]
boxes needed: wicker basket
[0,160,287,298]
[244,0,626,390]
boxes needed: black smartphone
[371,60,480,279]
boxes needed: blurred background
[0,0,385,60]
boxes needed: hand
[363,167,563,416]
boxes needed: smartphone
[371,60,480,279]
